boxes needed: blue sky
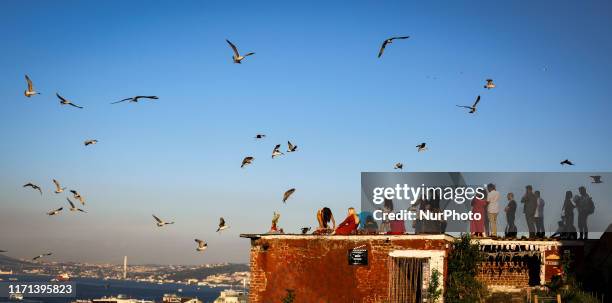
[1,0,611,264]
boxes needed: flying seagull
[70,190,85,205]
[484,79,496,90]
[56,93,84,109]
[23,182,42,195]
[416,143,427,152]
[217,217,229,232]
[272,144,284,159]
[282,188,296,203]
[53,179,66,194]
[111,96,159,104]
[47,207,63,216]
[152,215,174,227]
[560,159,574,166]
[24,75,40,97]
[84,139,98,146]
[241,156,254,168]
[456,95,481,114]
[226,39,255,64]
[254,134,266,139]
[32,252,52,261]
[394,163,403,170]
[300,227,311,235]
[195,239,208,252]
[378,36,410,58]
[287,141,298,152]
[67,198,86,213]
[590,176,603,184]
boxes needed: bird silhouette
[241,156,254,168]
[23,182,42,195]
[111,96,158,104]
[456,95,481,114]
[378,36,410,58]
[24,75,40,97]
[282,188,296,203]
[226,39,255,64]
[560,159,574,166]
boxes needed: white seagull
[24,75,40,97]
[56,93,84,109]
[484,79,496,90]
[394,163,403,170]
[272,144,284,159]
[84,139,98,146]
[111,96,159,104]
[282,188,296,203]
[456,95,481,114]
[47,207,63,216]
[23,182,43,195]
[32,252,52,261]
[53,179,66,194]
[67,198,86,213]
[287,141,298,152]
[226,39,255,64]
[241,156,254,168]
[195,239,208,252]
[70,190,85,205]
[416,143,427,152]
[217,217,229,232]
[378,36,410,58]
[153,214,174,227]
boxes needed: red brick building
[241,234,584,303]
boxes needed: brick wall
[243,235,453,303]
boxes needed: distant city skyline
[1,0,612,265]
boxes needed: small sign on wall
[348,248,368,265]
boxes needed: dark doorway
[388,257,424,303]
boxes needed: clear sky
[1,0,611,265]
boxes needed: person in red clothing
[334,207,360,235]
[470,191,488,237]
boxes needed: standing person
[487,184,500,238]
[521,185,537,238]
[534,191,545,238]
[562,191,576,231]
[470,191,488,237]
[574,186,595,240]
[504,192,517,238]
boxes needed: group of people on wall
[267,184,595,239]
[470,184,595,240]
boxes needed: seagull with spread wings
[56,93,84,109]
[111,96,159,104]
[254,134,266,139]
[416,143,427,152]
[226,39,255,64]
[32,252,52,261]
[152,214,174,227]
[217,217,229,232]
[67,198,86,213]
[53,179,66,194]
[24,75,40,97]
[287,141,298,152]
[272,144,284,159]
[84,139,98,146]
[378,36,410,58]
[70,190,85,205]
[484,79,496,89]
[394,163,403,170]
[241,156,254,168]
[456,95,481,114]
[195,239,208,252]
[23,182,43,195]
[282,188,296,203]
[560,159,574,166]
[47,207,63,216]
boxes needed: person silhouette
[574,186,595,240]
[521,185,537,238]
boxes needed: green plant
[282,289,295,303]
[444,234,487,303]
[427,268,442,303]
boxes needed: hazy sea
[0,274,231,303]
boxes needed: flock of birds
[4,35,596,260]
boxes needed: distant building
[213,289,247,303]
[162,293,202,303]
[74,295,155,303]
